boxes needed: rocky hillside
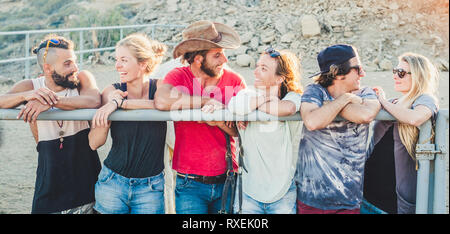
[0,0,448,81]
[133,0,449,72]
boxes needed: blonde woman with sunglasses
[364,52,439,214]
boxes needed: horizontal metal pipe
[0,23,184,65]
[0,24,185,36]
[1,45,178,64]
[0,108,409,121]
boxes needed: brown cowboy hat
[172,20,241,59]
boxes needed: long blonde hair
[116,33,167,75]
[396,52,439,164]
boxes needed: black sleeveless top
[103,79,167,178]
[363,126,397,213]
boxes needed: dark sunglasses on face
[350,65,363,76]
[393,68,411,78]
[265,47,281,58]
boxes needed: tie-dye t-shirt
[295,84,377,210]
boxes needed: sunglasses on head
[265,47,281,58]
[393,68,411,78]
[42,39,61,64]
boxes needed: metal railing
[0,108,448,214]
[0,24,185,79]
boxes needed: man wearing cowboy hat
[154,20,246,214]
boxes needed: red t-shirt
[164,66,246,176]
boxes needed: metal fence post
[151,25,155,39]
[79,31,83,70]
[433,110,449,213]
[415,120,433,214]
[25,33,30,79]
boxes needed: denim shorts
[94,165,165,214]
[175,175,232,214]
[234,180,297,214]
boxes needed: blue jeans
[234,180,297,214]
[175,175,232,214]
[94,165,165,214]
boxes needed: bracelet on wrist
[112,99,119,109]
[119,98,125,109]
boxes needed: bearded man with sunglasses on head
[294,44,381,214]
[0,34,101,214]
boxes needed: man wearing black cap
[294,44,381,214]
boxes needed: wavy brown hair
[263,50,303,98]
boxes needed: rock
[343,31,354,38]
[274,19,287,34]
[280,32,295,43]
[225,7,237,15]
[228,45,248,57]
[364,64,379,72]
[391,13,399,23]
[249,36,259,48]
[261,30,276,44]
[332,26,344,33]
[0,76,14,85]
[257,45,267,53]
[388,2,399,10]
[392,40,401,47]
[379,59,393,71]
[166,0,178,12]
[301,15,321,37]
[236,54,255,67]
[291,40,301,49]
[240,32,253,44]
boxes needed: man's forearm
[54,95,101,110]
[156,91,213,110]
[0,92,28,108]
[340,99,381,124]
[302,95,351,131]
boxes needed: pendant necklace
[57,120,64,149]
[54,90,68,150]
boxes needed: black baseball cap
[308,44,356,78]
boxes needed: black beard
[200,59,220,77]
[51,71,79,89]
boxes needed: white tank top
[31,77,89,142]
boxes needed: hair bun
[152,42,167,57]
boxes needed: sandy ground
[0,63,448,214]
